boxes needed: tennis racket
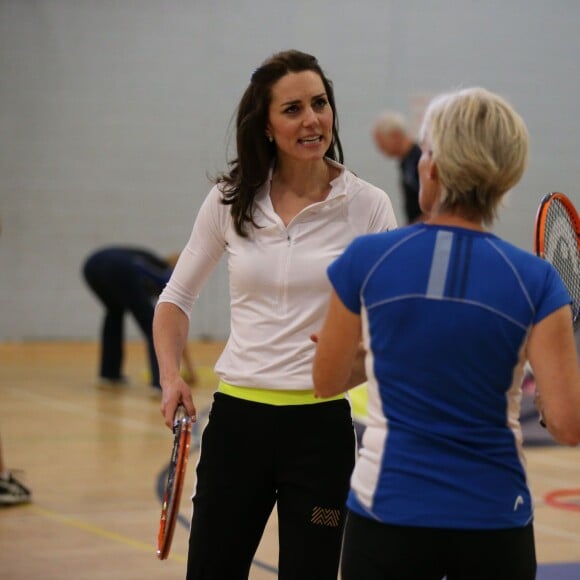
[157,405,192,560]
[534,192,580,329]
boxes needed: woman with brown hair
[153,49,397,579]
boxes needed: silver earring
[267,135,273,143]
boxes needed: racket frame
[534,192,580,259]
[157,406,192,560]
[533,191,580,427]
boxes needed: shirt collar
[256,158,348,205]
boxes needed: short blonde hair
[373,111,408,136]
[419,87,529,225]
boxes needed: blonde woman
[314,87,580,580]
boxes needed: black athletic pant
[186,393,356,580]
[341,510,537,580]
[83,247,160,386]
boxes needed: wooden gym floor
[1,340,579,579]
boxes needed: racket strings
[543,201,580,326]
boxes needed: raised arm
[527,305,580,446]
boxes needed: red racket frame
[534,192,580,259]
[157,410,192,560]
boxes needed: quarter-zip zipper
[263,190,347,317]
[276,231,293,316]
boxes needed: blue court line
[537,562,580,579]
[155,407,278,575]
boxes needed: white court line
[2,386,168,436]
[529,472,580,488]
[527,452,580,471]
[6,389,579,546]
[535,522,580,542]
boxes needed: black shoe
[0,472,31,506]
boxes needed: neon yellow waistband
[217,380,345,406]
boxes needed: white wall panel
[0,1,578,339]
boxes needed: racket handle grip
[173,404,192,431]
[174,404,187,421]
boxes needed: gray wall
[1,1,578,340]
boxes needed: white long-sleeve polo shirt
[158,161,397,391]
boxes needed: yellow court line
[26,504,186,563]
